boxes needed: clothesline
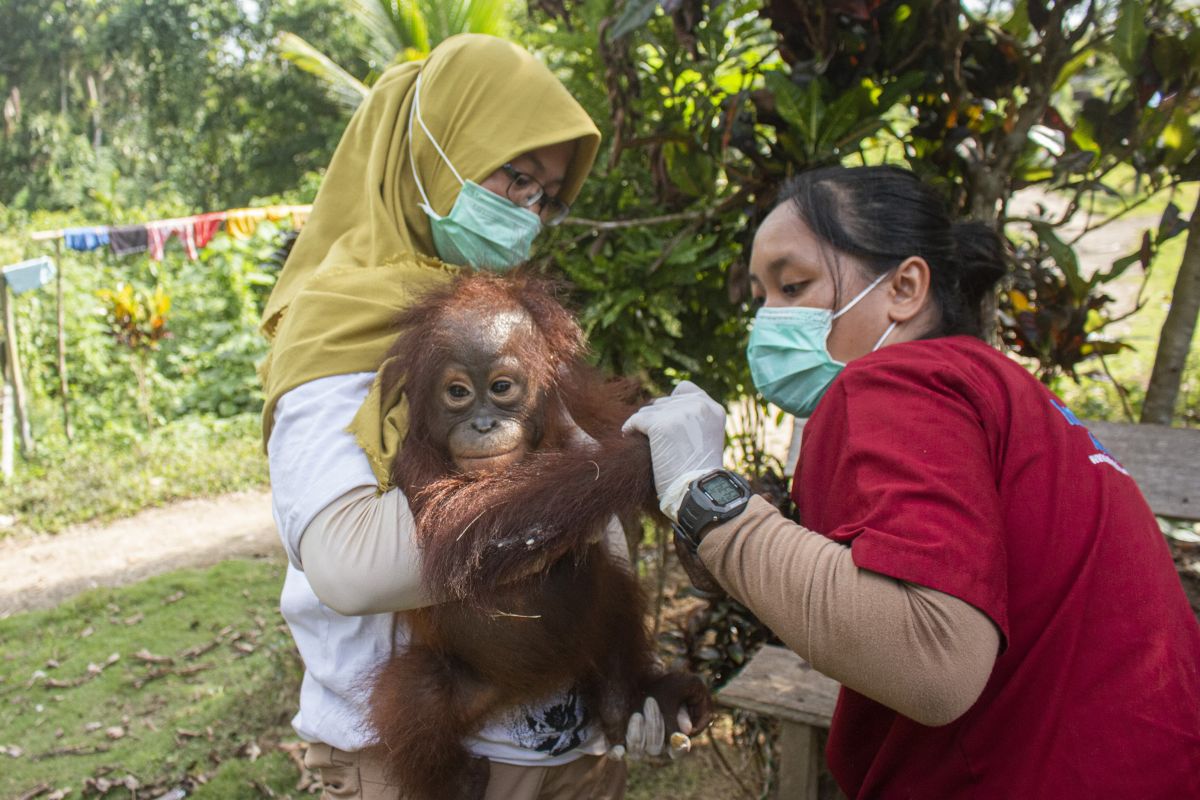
[27,204,313,262]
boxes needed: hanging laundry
[64,226,110,251]
[264,205,291,222]
[147,220,198,261]
[109,224,149,256]
[192,212,225,249]
[224,208,267,240]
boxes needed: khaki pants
[304,742,627,800]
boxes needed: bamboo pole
[1,340,12,480]
[1,279,34,456]
[53,239,73,442]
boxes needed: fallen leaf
[163,591,185,605]
[30,744,110,761]
[250,778,276,797]
[179,640,218,660]
[105,726,125,740]
[133,649,173,665]
[14,782,47,800]
[79,626,94,638]
[124,612,145,626]
[1,744,24,757]
[84,721,102,732]
[237,740,263,761]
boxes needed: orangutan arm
[698,497,999,727]
[300,486,629,616]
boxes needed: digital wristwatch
[672,469,754,554]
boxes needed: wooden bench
[717,420,1200,800]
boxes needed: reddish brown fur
[365,272,709,800]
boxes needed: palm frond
[350,0,419,64]
[276,32,369,112]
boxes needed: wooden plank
[0,280,33,455]
[717,645,839,728]
[1,361,12,479]
[52,240,72,442]
[777,721,820,800]
[1086,420,1200,521]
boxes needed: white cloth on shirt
[268,373,606,761]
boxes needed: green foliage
[527,0,781,402]
[0,413,267,536]
[0,207,284,446]
[528,0,1200,411]
[0,0,362,212]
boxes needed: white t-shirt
[268,373,606,763]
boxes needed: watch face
[700,474,743,506]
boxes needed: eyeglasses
[500,163,571,226]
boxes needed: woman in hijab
[260,34,643,799]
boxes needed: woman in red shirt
[625,165,1200,798]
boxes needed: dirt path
[0,490,278,618]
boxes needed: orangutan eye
[491,380,513,395]
[447,383,471,399]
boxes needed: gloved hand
[622,381,725,521]
[608,697,697,761]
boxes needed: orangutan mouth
[454,447,526,474]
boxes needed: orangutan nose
[472,416,498,434]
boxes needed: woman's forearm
[299,485,432,615]
[698,497,999,727]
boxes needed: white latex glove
[622,381,725,520]
[608,697,696,761]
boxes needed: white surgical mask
[747,271,897,417]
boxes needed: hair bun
[951,220,1008,304]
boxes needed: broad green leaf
[276,32,369,112]
[609,0,662,42]
[1030,221,1086,296]
[1112,0,1148,76]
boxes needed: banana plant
[277,0,513,112]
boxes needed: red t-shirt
[793,335,1200,799]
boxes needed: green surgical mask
[408,74,541,271]
[747,271,896,417]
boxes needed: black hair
[776,165,1008,339]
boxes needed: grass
[0,557,299,798]
[0,413,268,538]
[0,557,754,800]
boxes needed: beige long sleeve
[698,497,999,727]
[298,485,431,615]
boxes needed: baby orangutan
[366,272,711,800]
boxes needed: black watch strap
[673,469,753,551]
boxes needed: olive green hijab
[259,34,601,479]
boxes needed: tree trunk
[1141,204,1200,425]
